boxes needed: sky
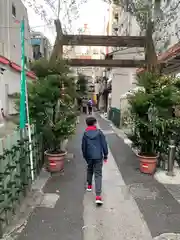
[24,0,109,44]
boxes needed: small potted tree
[43,109,76,172]
[128,72,180,174]
[28,59,77,172]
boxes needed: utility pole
[20,19,34,184]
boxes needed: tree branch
[49,19,63,64]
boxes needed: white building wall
[0,0,32,65]
[111,69,136,109]
[111,48,144,109]
[0,63,33,115]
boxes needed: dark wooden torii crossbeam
[62,35,145,48]
[68,59,145,68]
[60,34,146,68]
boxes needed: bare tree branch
[23,0,87,63]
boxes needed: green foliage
[109,0,154,31]
[30,58,71,78]
[132,0,150,31]
[16,59,77,153]
[128,72,180,156]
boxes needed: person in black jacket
[87,98,93,115]
[81,116,108,205]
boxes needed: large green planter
[108,108,113,121]
[108,107,120,128]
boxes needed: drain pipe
[167,139,176,176]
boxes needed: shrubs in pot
[27,59,77,172]
[128,72,180,174]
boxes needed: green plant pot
[109,107,120,127]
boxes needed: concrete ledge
[32,168,50,192]
[153,233,180,239]
[154,166,180,185]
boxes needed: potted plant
[43,110,76,172]
[27,59,77,172]
[128,72,180,174]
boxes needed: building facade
[104,3,144,127]
[0,0,35,117]
[31,31,52,60]
[0,57,35,116]
[103,1,180,127]
[0,0,32,65]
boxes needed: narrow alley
[1,0,180,239]
[11,114,180,240]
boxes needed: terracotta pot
[45,150,67,172]
[138,154,157,174]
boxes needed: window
[12,4,16,17]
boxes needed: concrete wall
[111,69,135,109]
[0,0,32,65]
[0,63,33,115]
[111,48,144,109]
[109,5,143,112]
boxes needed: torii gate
[60,34,146,68]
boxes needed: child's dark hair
[86,116,97,126]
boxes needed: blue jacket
[81,127,108,161]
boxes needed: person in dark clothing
[87,98,93,115]
[82,97,87,114]
[77,97,82,112]
[81,116,108,205]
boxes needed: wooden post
[49,18,63,63]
